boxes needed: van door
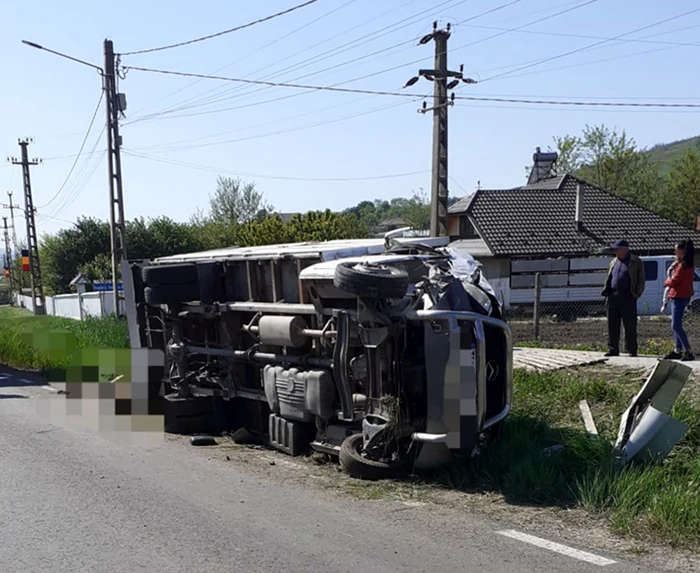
[639,259,660,315]
[692,269,700,312]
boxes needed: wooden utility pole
[104,39,128,316]
[408,22,476,238]
[10,138,45,315]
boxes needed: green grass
[424,368,700,550]
[0,305,129,373]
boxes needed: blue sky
[1,0,698,238]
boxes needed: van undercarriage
[123,237,513,479]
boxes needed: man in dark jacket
[602,239,646,357]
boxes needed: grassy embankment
[429,366,700,551]
[0,306,129,374]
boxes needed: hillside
[646,135,700,175]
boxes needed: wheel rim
[354,263,396,276]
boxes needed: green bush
[0,307,129,373]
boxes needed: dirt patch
[510,315,699,354]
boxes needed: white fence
[16,291,124,320]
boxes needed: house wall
[471,256,511,308]
[447,215,460,237]
[478,257,509,281]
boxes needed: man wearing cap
[601,240,646,357]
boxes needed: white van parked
[506,255,700,319]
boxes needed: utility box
[117,93,127,112]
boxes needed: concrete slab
[513,347,606,372]
[513,347,700,374]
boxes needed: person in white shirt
[660,260,679,314]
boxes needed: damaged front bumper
[405,310,513,452]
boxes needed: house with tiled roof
[447,149,700,311]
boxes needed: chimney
[575,182,584,231]
[527,147,559,185]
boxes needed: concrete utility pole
[20,38,130,315]
[406,22,476,238]
[3,217,14,297]
[103,39,128,317]
[10,138,45,315]
[6,191,19,248]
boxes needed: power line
[43,127,106,219]
[484,0,586,25]
[447,0,603,56]
[125,38,417,124]
[119,0,322,56]
[127,0,467,123]
[481,7,700,82]
[459,22,700,49]
[128,0,360,118]
[452,96,700,108]
[122,150,429,182]
[470,22,700,78]
[122,66,700,108]
[37,91,104,209]
[481,45,679,83]
[46,151,105,219]
[192,0,604,112]
[123,65,423,98]
[35,212,79,227]
[127,97,420,153]
[455,0,524,24]
[123,0,532,126]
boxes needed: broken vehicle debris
[614,359,692,464]
[122,235,513,479]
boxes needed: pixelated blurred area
[36,348,167,445]
[19,327,79,373]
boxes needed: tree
[235,214,291,247]
[39,215,208,295]
[286,210,367,243]
[660,149,700,229]
[403,189,430,232]
[79,252,112,282]
[40,216,111,295]
[550,134,583,174]
[553,124,663,211]
[234,210,368,247]
[209,176,272,225]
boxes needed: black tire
[142,263,198,287]
[163,393,218,435]
[333,262,409,299]
[144,282,200,305]
[339,433,410,480]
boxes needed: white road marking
[41,386,61,393]
[496,530,617,566]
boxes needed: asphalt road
[0,369,663,573]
